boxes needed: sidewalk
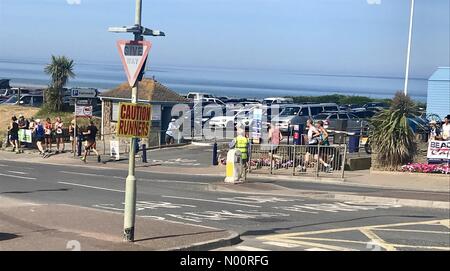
[0,196,238,251]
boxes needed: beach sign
[116,40,152,87]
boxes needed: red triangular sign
[117,40,152,87]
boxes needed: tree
[369,92,419,170]
[44,55,75,111]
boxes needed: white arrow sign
[117,40,152,87]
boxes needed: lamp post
[108,0,165,242]
[403,0,415,96]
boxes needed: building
[426,67,450,120]
[99,78,188,147]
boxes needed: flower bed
[401,163,449,174]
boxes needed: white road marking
[0,172,36,180]
[263,241,300,248]
[59,170,208,185]
[7,171,29,175]
[161,195,261,208]
[0,164,9,167]
[58,181,124,193]
[235,246,269,251]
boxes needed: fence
[248,143,347,179]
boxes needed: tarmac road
[0,158,449,251]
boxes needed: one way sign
[117,40,152,87]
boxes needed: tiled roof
[100,78,187,103]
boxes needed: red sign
[116,40,152,87]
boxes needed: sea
[0,57,428,102]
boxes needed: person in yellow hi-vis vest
[229,128,249,180]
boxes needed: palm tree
[369,92,419,170]
[44,55,75,111]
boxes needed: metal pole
[123,0,142,243]
[404,0,415,96]
[73,99,77,157]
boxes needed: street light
[403,0,415,96]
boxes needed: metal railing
[249,143,347,179]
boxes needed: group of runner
[6,115,99,162]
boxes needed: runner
[81,120,100,163]
[33,119,47,157]
[8,116,19,154]
[54,116,65,154]
[44,118,53,153]
[17,114,29,151]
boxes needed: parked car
[271,103,340,133]
[1,93,44,107]
[351,109,377,120]
[262,97,293,105]
[186,92,215,101]
[208,108,253,129]
[313,112,368,131]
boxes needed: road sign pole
[123,0,142,242]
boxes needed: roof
[429,67,450,81]
[100,78,188,103]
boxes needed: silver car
[313,112,368,131]
[271,103,340,133]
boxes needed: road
[0,158,449,251]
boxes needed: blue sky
[0,0,448,78]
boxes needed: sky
[0,0,449,78]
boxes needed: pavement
[0,197,237,251]
[0,145,449,251]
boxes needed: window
[329,114,338,120]
[299,107,309,116]
[348,113,359,120]
[33,96,43,106]
[338,114,348,119]
[280,107,301,116]
[112,103,119,122]
[309,106,323,116]
[20,96,32,105]
[323,106,338,112]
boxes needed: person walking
[8,116,19,154]
[81,120,100,163]
[54,117,65,154]
[33,119,46,157]
[44,118,53,153]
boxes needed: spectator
[442,115,450,140]
[54,116,65,154]
[44,118,53,153]
[429,120,441,141]
[81,120,100,163]
[68,119,79,154]
[18,115,29,149]
[33,119,46,157]
[29,117,36,130]
[8,116,19,154]
[165,118,177,145]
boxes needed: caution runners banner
[117,102,151,138]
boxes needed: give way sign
[116,40,152,87]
